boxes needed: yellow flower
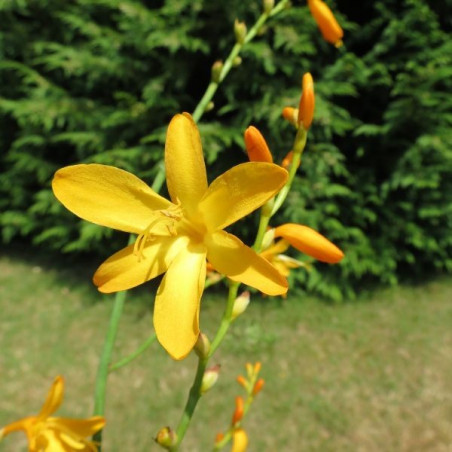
[52,113,288,359]
[308,0,344,47]
[0,376,105,452]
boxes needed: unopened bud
[155,426,177,449]
[231,291,250,321]
[205,101,214,112]
[233,56,242,66]
[215,432,225,444]
[244,126,273,163]
[201,364,221,394]
[298,73,315,130]
[253,378,265,395]
[254,362,262,375]
[234,19,247,44]
[231,428,248,452]
[232,396,245,425]
[236,375,247,388]
[211,60,223,83]
[194,332,210,359]
[282,107,299,128]
[262,228,276,251]
[308,0,344,47]
[245,362,253,379]
[263,0,274,14]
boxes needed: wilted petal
[205,231,288,296]
[154,244,207,360]
[198,163,288,231]
[52,164,171,234]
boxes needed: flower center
[133,204,183,261]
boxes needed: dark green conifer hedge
[1,0,451,300]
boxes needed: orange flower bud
[215,432,225,444]
[274,223,344,263]
[232,396,245,425]
[236,375,247,388]
[231,428,248,452]
[252,378,265,395]
[298,73,315,130]
[282,107,298,127]
[244,126,273,163]
[308,0,344,47]
[281,150,301,171]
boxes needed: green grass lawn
[1,248,451,451]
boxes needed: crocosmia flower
[0,376,105,452]
[52,113,288,359]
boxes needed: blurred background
[1,1,451,451]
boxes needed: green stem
[92,284,129,447]
[271,127,307,216]
[170,357,208,451]
[109,333,156,373]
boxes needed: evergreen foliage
[1,0,451,299]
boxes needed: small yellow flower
[52,113,288,360]
[0,376,105,452]
[308,0,344,47]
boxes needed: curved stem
[109,333,156,373]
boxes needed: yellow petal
[165,113,208,214]
[274,223,344,263]
[205,231,288,296]
[231,428,248,452]
[93,236,189,293]
[48,417,106,438]
[153,244,207,360]
[154,245,206,359]
[52,164,172,234]
[38,376,64,419]
[198,163,288,231]
[261,239,290,258]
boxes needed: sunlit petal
[52,164,172,234]
[48,417,106,438]
[165,113,208,214]
[205,231,288,296]
[38,376,64,419]
[93,236,189,293]
[274,223,344,263]
[154,244,207,360]
[198,163,288,231]
[231,428,248,452]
